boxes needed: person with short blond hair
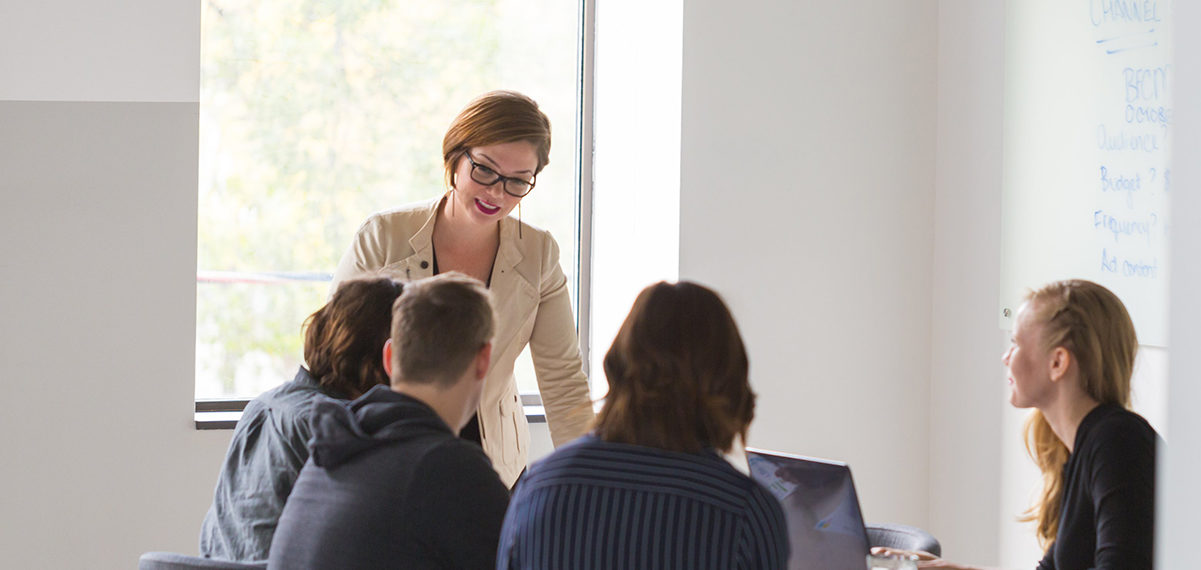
[390,272,496,388]
[269,273,510,570]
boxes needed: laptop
[747,448,870,570]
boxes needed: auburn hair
[303,277,404,398]
[441,90,551,190]
[1018,279,1137,548]
[595,281,755,453]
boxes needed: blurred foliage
[197,0,580,398]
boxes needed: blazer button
[420,260,429,269]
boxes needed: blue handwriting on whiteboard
[1094,209,1157,244]
[1124,67,1169,102]
[1097,125,1159,153]
[1105,42,1158,55]
[1101,249,1159,279]
[1099,166,1140,208]
[1126,104,1171,125]
[1090,0,1162,27]
[1096,29,1159,54]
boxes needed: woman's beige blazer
[330,197,594,486]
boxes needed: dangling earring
[517,201,523,239]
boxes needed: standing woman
[330,90,593,487]
[881,279,1157,569]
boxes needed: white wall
[0,4,237,569]
[1159,1,1201,567]
[680,3,1185,566]
[0,0,198,102]
[934,3,1179,566]
[929,2,1008,563]
[0,101,236,568]
[679,0,938,527]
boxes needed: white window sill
[195,405,547,430]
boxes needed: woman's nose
[482,181,505,199]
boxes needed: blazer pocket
[499,392,521,463]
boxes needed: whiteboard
[1001,0,1172,346]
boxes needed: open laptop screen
[747,448,870,570]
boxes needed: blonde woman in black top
[880,279,1157,569]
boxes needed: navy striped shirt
[497,434,789,570]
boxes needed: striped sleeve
[738,481,790,569]
[496,436,790,570]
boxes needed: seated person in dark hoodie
[269,273,511,570]
[200,276,403,561]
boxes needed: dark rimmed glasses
[463,150,536,198]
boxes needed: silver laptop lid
[747,448,870,570]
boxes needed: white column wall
[679,0,938,527]
[1159,1,1201,567]
[0,3,230,568]
[929,1,1008,563]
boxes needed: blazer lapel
[388,197,440,281]
[488,216,537,357]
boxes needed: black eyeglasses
[462,150,536,198]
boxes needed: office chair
[137,551,267,569]
[866,523,942,557]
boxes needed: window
[197,0,585,406]
[588,0,682,401]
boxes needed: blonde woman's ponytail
[1020,409,1069,547]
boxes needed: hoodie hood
[308,385,451,468]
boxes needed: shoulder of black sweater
[1074,404,1157,450]
[1069,404,1158,485]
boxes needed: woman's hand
[869,547,985,569]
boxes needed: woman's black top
[431,243,489,447]
[1037,403,1157,570]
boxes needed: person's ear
[1048,346,1072,382]
[475,342,492,381]
[382,338,394,378]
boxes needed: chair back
[865,523,941,557]
[138,552,267,570]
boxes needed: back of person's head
[595,281,754,454]
[441,90,552,189]
[1019,278,1137,547]
[390,273,495,387]
[304,277,405,398]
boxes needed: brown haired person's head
[303,276,405,398]
[383,273,495,432]
[595,281,755,453]
[441,90,551,191]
